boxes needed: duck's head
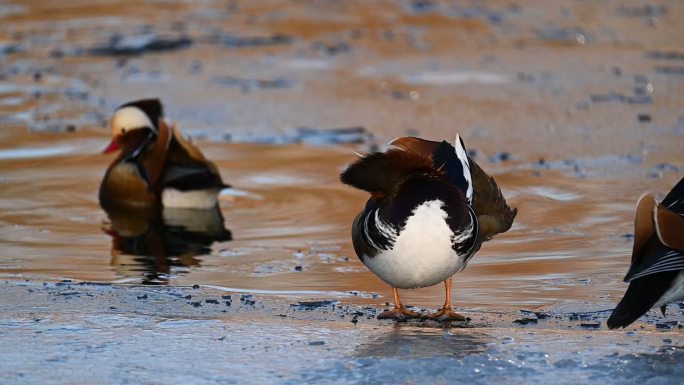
[104,99,163,154]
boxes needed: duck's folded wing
[170,123,208,162]
[162,122,229,190]
[624,245,684,282]
[162,164,227,191]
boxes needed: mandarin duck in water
[341,135,517,321]
[607,177,684,329]
[99,99,229,210]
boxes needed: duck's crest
[119,99,164,131]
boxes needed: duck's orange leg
[378,287,421,320]
[428,277,466,322]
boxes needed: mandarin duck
[99,99,228,210]
[340,135,517,321]
[607,177,684,329]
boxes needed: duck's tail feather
[340,149,436,197]
[607,270,677,329]
[469,158,517,240]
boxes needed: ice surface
[1,282,681,385]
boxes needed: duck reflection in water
[103,205,232,285]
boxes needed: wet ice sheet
[293,331,683,385]
[0,282,681,385]
[401,71,510,85]
[5,319,681,385]
[0,145,75,160]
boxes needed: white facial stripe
[110,106,155,137]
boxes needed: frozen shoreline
[1,280,682,385]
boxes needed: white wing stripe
[629,259,684,281]
[452,217,474,244]
[454,133,473,203]
[374,209,397,240]
[363,210,383,251]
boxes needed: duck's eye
[120,128,126,134]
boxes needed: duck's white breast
[162,188,221,209]
[363,200,466,289]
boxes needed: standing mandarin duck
[340,135,517,321]
[99,99,229,210]
[607,177,684,329]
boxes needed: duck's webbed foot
[378,287,421,320]
[428,306,466,322]
[378,306,421,320]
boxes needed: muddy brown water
[0,0,683,313]
[0,128,680,311]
